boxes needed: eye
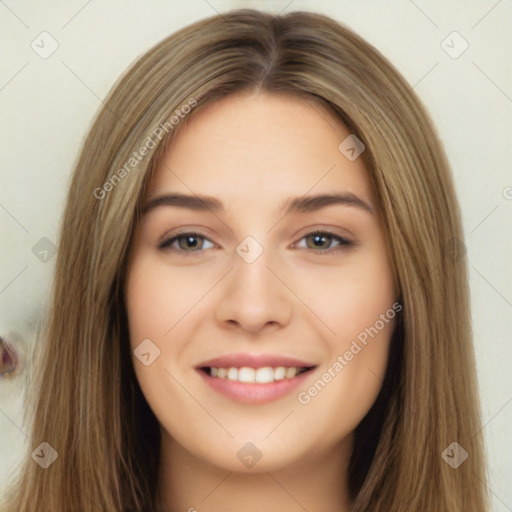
[157,230,353,255]
[295,230,353,254]
[158,232,215,252]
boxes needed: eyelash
[157,230,353,256]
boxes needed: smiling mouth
[199,365,315,384]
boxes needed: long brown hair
[3,9,488,511]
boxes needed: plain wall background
[1,0,511,510]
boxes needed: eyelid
[157,230,216,251]
[291,231,354,255]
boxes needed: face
[125,92,398,474]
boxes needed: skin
[125,92,398,512]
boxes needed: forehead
[148,92,372,208]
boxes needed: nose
[214,248,293,334]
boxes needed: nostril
[0,337,17,375]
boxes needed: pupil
[311,234,328,248]
[182,235,200,249]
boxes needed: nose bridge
[235,243,273,293]
[215,237,293,331]
[232,240,279,306]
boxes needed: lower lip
[197,369,314,405]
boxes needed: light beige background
[1,1,511,510]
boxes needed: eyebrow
[142,191,374,216]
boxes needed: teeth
[227,367,238,381]
[238,367,255,382]
[274,367,286,380]
[285,367,297,378]
[255,367,274,383]
[207,365,307,383]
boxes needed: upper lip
[196,352,317,369]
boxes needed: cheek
[125,257,201,346]
[291,251,396,431]
[299,248,396,343]
[124,254,220,407]
[124,258,181,392]
[294,317,395,445]
[124,257,196,421]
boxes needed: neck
[155,430,353,512]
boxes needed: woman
[3,9,488,511]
